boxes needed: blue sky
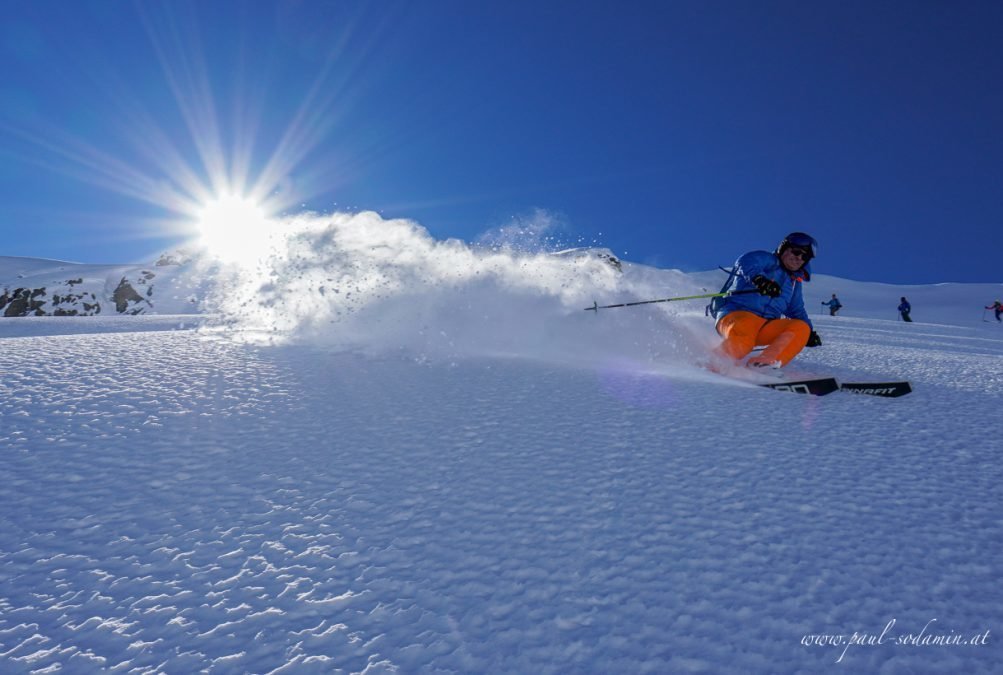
[1,0,1000,284]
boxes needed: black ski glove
[752,275,781,298]
[806,331,822,347]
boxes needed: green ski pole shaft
[585,288,759,312]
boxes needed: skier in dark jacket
[710,232,823,369]
[987,300,1002,322]
[898,297,912,322]
[822,294,842,316]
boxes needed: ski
[759,378,913,397]
[759,377,840,396]
[840,381,912,397]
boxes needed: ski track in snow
[2,314,1002,673]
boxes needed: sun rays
[0,1,391,263]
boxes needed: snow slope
[2,213,1001,673]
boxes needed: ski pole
[584,289,758,312]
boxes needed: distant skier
[898,297,912,322]
[822,293,842,316]
[708,232,823,369]
[987,300,1003,322]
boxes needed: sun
[196,193,274,263]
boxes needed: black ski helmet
[776,232,818,261]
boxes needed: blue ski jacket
[710,250,813,329]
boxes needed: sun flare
[196,193,275,263]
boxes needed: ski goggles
[786,247,812,260]
[783,233,818,259]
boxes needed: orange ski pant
[715,311,811,367]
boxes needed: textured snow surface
[2,315,1001,673]
[2,224,1002,673]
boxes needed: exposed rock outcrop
[113,276,152,314]
[155,249,193,267]
[2,288,47,317]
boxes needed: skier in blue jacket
[710,232,823,368]
[898,297,912,322]
[822,294,842,316]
